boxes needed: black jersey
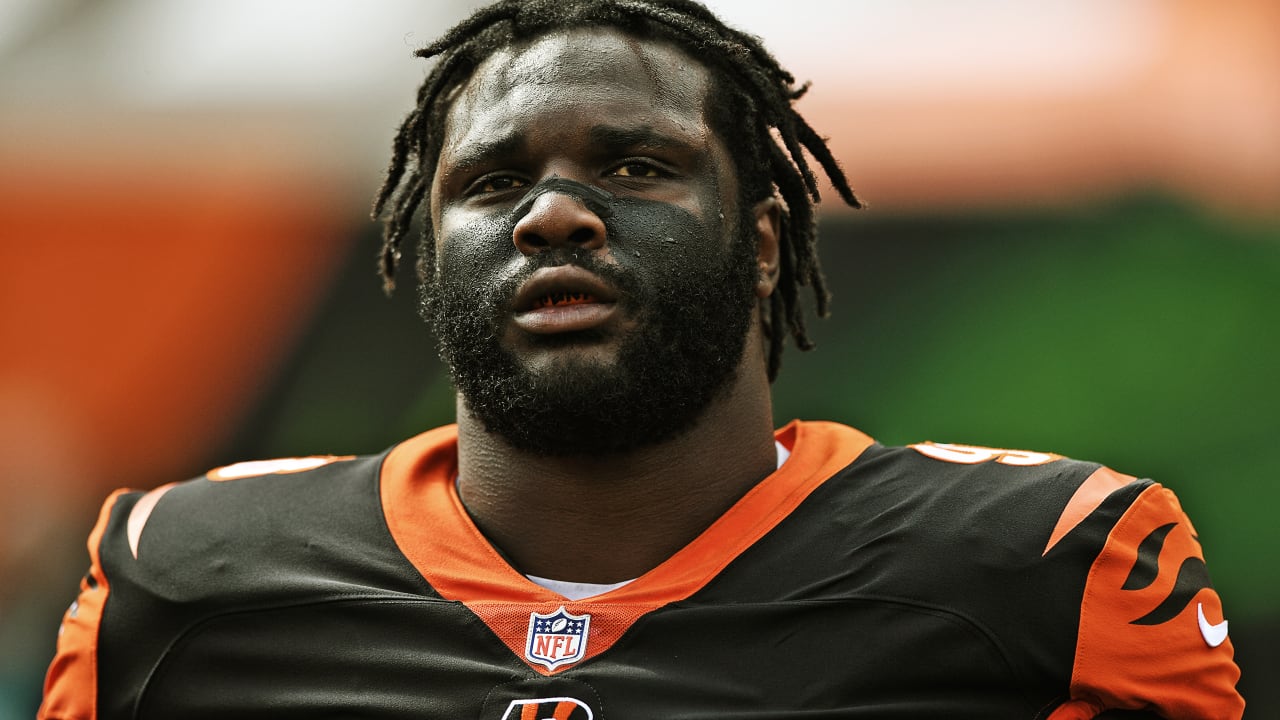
[40,421,1243,718]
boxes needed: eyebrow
[588,125,695,153]
[445,134,526,174]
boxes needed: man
[41,1,1243,717]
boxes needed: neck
[454,349,777,584]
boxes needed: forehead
[440,28,714,154]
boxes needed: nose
[511,191,607,255]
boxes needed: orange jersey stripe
[38,489,131,720]
[1066,483,1244,718]
[1043,466,1136,555]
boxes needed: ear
[751,196,781,299]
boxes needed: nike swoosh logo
[1197,602,1229,647]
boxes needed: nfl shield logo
[525,606,591,671]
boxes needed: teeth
[533,292,597,309]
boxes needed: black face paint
[421,180,758,457]
[431,176,713,287]
[510,177,615,221]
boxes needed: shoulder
[133,453,377,546]
[783,422,1143,558]
[94,452,387,600]
[90,425,461,603]
[40,450,400,719]
[831,437,1146,554]
[829,434,1243,717]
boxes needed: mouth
[531,291,599,310]
[512,266,620,335]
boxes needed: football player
[41,1,1243,717]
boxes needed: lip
[512,265,620,335]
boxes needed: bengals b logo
[500,696,594,720]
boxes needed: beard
[420,207,759,457]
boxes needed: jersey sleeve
[1048,481,1244,719]
[38,489,134,720]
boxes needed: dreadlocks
[372,0,860,380]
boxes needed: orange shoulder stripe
[1043,466,1135,555]
[38,488,131,720]
[1066,483,1244,718]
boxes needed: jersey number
[910,442,1059,466]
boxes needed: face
[424,28,770,456]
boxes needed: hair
[372,0,860,380]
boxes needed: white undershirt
[525,440,792,600]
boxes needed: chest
[117,594,1036,719]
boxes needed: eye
[468,175,529,195]
[610,161,665,178]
